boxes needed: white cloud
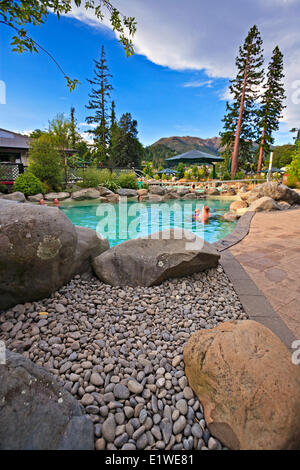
[66,0,300,131]
[182,80,213,88]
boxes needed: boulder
[247,182,300,205]
[72,227,110,275]
[148,194,164,203]
[0,350,94,450]
[220,189,236,196]
[176,189,190,197]
[149,185,165,196]
[236,207,249,217]
[92,228,220,287]
[229,200,248,212]
[222,211,239,222]
[44,192,70,201]
[98,186,114,196]
[99,194,119,204]
[71,188,100,200]
[117,188,138,197]
[27,193,44,203]
[182,192,200,200]
[248,196,280,212]
[205,188,219,196]
[0,200,106,310]
[163,192,179,200]
[184,320,300,450]
[137,189,148,196]
[278,201,291,210]
[0,191,25,203]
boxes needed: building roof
[0,128,29,150]
[165,149,223,164]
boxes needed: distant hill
[151,136,221,155]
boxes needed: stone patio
[229,208,300,341]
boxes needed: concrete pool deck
[220,208,300,349]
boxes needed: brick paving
[230,208,300,339]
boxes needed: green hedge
[14,172,45,196]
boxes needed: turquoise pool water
[60,199,236,247]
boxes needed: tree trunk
[231,57,249,179]
[257,127,265,173]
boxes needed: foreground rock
[230,200,248,211]
[248,196,280,212]
[246,182,300,205]
[93,229,220,287]
[0,200,108,310]
[0,191,26,203]
[184,320,300,450]
[72,227,110,275]
[0,350,94,450]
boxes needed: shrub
[287,175,300,189]
[222,171,231,181]
[117,172,138,189]
[234,170,246,180]
[14,172,45,196]
[79,167,102,188]
[28,134,63,190]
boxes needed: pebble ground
[0,266,247,450]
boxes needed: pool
[60,198,236,247]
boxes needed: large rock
[247,182,300,205]
[149,185,165,196]
[27,193,44,203]
[98,186,114,196]
[73,227,109,274]
[184,320,300,450]
[117,188,138,197]
[222,211,239,222]
[148,194,164,203]
[92,228,220,287]
[99,194,119,203]
[229,200,248,211]
[0,200,108,310]
[137,189,148,196]
[44,192,70,201]
[0,191,25,203]
[248,196,280,212]
[205,188,219,196]
[72,188,100,200]
[0,350,94,450]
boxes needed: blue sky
[0,0,299,147]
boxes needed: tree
[86,45,113,165]
[177,162,185,179]
[70,106,80,148]
[0,1,136,90]
[256,46,285,172]
[109,113,143,168]
[28,134,63,190]
[48,113,71,183]
[220,25,264,177]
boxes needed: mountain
[151,136,221,155]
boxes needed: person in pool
[193,206,211,223]
[201,205,211,223]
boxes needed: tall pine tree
[86,46,113,164]
[256,46,285,172]
[109,113,143,168]
[220,25,264,177]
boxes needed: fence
[0,162,26,184]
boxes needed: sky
[0,0,300,147]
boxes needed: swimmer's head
[203,205,210,212]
